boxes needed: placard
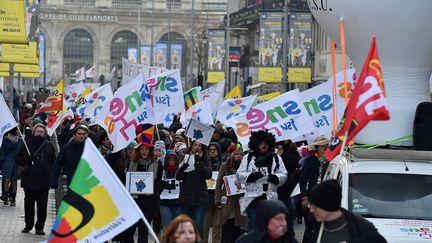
[125,172,154,195]
[160,179,180,200]
[206,171,219,190]
[223,174,245,196]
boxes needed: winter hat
[256,200,289,229]
[174,141,187,153]
[309,179,342,212]
[127,141,138,149]
[176,128,186,136]
[154,140,166,153]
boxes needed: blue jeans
[160,205,182,229]
[246,207,257,230]
[286,196,299,235]
[182,206,206,237]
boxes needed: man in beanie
[235,200,297,243]
[303,180,386,243]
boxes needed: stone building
[39,0,226,86]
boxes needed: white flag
[231,89,315,150]
[185,119,215,146]
[95,73,152,152]
[65,82,86,106]
[83,83,114,125]
[145,69,185,125]
[75,67,85,81]
[47,139,146,243]
[199,80,225,113]
[122,58,149,85]
[85,65,96,78]
[0,93,18,148]
[180,99,214,126]
[216,95,257,127]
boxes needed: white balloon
[308,0,432,145]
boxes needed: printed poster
[126,172,154,195]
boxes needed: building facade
[228,0,351,94]
[40,0,226,86]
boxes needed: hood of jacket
[208,142,222,161]
[256,200,289,233]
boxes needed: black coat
[176,154,212,207]
[278,150,300,201]
[299,155,320,197]
[302,209,387,243]
[16,139,56,191]
[50,139,85,187]
[236,231,297,243]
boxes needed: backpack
[246,153,280,173]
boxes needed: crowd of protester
[0,96,386,243]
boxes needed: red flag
[325,37,390,161]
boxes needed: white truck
[324,148,432,242]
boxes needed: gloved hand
[246,171,264,183]
[267,174,279,185]
[180,162,189,171]
[165,180,176,190]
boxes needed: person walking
[15,124,56,235]
[303,180,387,243]
[236,131,287,229]
[0,127,23,206]
[176,140,212,237]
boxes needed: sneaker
[35,230,46,235]
[21,228,32,233]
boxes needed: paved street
[0,187,56,243]
[0,183,305,243]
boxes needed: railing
[112,0,143,8]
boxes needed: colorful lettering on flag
[47,139,141,243]
[325,37,389,161]
[216,95,256,127]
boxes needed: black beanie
[256,200,288,229]
[309,179,342,212]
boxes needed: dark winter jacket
[208,142,222,205]
[176,153,212,207]
[50,139,85,187]
[160,151,180,207]
[16,139,56,190]
[277,149,300,201]
[235,200,298,243]
[129,158,163,208]
[299,155,320,197]
[302,209,387,243]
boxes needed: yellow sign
[0,72,39,78]
[288,68,311,83]
[255,91,281,105]
[0,0,27,44]
[208,72,225,84]
[258,68,282,83]
[0,63,39,73]
[225,85,242,99]
[0,42,38,65]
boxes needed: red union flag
[325,37,390,161]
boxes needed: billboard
[39,33,45,73]
[258,11,283,83]
[0,0,27,44]
[170,43,183,71]
[153,42,168,68]
[127,47,138,64]
[288,12,312,83]
[207,29,226,83]
[0,42,38,65]
[140,45,151,66]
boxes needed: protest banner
[96,73,153,152]
[47,139,146,243]
[0,93,18,148]
[122,57,149,85]
[181,100,214,126]
[225,85,242,99]
[82,83,114,125]
[216,95,256,127]
[232,89,315,149]
[254,91,281,106]
[200,80,225,112]
[185,118,215,146]
[126,172,154,195]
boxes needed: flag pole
[340,17,349,105]
[338,131,349,157]
[331,40,338,137]
[17,127,33,165]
